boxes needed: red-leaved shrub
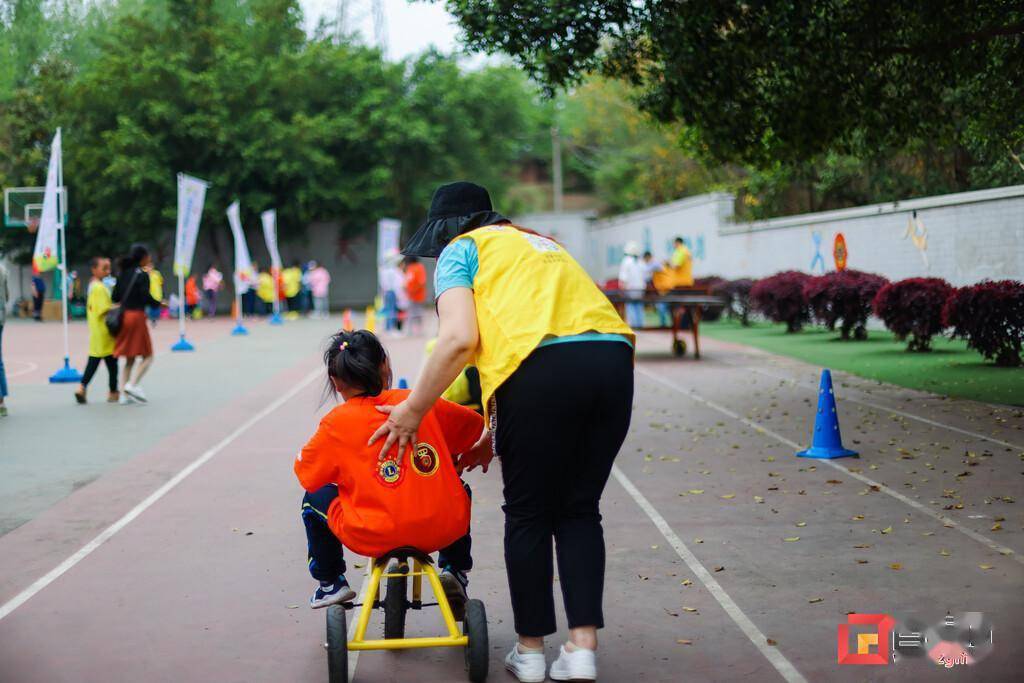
[942,280,1024,367]
[803,270,888,340]
[872,278,953,351]
[718,278,755,325]
[751,271,811,332]
[695,276,727,321]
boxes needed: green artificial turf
[701,319,1024,406]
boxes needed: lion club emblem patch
[375,453,404,487]
[412,443,440,477]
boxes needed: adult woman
[370,182,634,682]
[113,244,161,404]
[0,261,9,416]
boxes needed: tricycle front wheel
[326,604,349,683]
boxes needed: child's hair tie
[339,340,349,351]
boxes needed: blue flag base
[269,312,283,325]
[231,323,249,336]
[171,335,195,352]
[397,377,409,389]
[49,358,83,384]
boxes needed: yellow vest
[87,281,116,357]
[149,269,163,301]
[452,225,634,419]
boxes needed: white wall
[583,185,1024,286]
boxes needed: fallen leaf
[826,479,843,484]
[922,532,935,536]
[714,566,725,572]
[682,607,699,613]
[694,538,704,544]
[991,522,1002,531]
[676,639,693,645]
[881,526,893,534]
[651,545,660,550]
[286,604,300,609]
[689,489,705,495]
[851,514,865,521]
[766,638,778,646]
[783,537,801,542]
[754,496,764,503]
[856,559,869,564]
[889,563,903,570]
[644,454,653,462]
[979,564,994,570]
[808,597,823,604]
[853,544,871,549]
[664,608,679,617]
[796,521,807,527]
[681,579,693,586]
[720,494,736,499]
[939,549,951,556]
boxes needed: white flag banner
[227,200,255,292]
[173,174,209,276]
[33,129,62,273]
[377,217,401,264]
[261,209,282,271]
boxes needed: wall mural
[809,230,826,273]
[903,210,929,268]
[833,232,848,271]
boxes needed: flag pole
[269,272,282,325]
[171,269,194,351]
[49,126,82,383]
[231,287,248,335]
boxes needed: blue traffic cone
[796,369,858,459]
[398,377,409,389]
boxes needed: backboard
[4,186,67,228]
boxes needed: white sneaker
[549,645,597,681]
[124,384,147,403]
[504,644,547,683]
[119,391,134,405]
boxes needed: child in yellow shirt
[74,257,119,404]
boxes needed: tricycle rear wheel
[464,599,489,682]
[326,604,349,683]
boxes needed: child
[294,330,488,615]
[74,257,118,404]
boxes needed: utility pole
[551,125,563,213]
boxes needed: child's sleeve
[294,421,341,492]
[433,399,485,455]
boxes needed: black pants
[495,341,634,637]
[81,355,118,392]
[301,483,474,583]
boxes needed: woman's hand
[456,430,494,474]
[368,400,425,460]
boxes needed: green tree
[437,0,1024,180]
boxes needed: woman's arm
[368,286,479,458]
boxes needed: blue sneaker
[310,577,356,609]
[439,567,469,620]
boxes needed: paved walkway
[0,318,1020,681]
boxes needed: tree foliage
[439,0,1024,179]
[0,0,546,262]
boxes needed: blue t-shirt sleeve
[434,239,478,298]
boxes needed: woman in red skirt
[113,244,162,404]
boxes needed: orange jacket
[405,262,427,303]
[294,389,483,558]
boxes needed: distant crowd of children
[377,250,427,336]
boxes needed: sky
[299,0,462,60]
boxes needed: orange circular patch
[412,443,440,477]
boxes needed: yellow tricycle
[324,547,489,682]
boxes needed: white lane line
[5,360,38,379]
[637,367,1024,565]
[0,365,323,622]
[739,362,1023,452]
[612,466,807,683]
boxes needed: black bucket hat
[402,181,509,258]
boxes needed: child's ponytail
[322,329,391,402]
